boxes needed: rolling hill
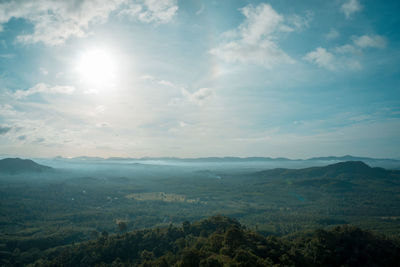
[253,161,400,181]
[0,158,53,174]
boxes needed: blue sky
[0,0,399,158]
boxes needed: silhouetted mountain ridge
[254,161,399,181]
[309,155,399,162]
[52,155,399,162]
[0,158,53,174]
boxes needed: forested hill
[253,161,400,180]
[0,158,52,174]
[19,216,400,267]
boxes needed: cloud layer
[0,1,398,158]
[0,0,178,45]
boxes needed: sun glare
[76,48,117,88]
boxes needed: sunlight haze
[0,0,399,158]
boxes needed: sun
[76,48,117,88]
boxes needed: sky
[0,0,399,159]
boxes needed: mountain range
[61,155,399,162]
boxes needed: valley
[1,157,400,265]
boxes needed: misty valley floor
[0,159,400,265]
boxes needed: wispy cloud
[353,34,387,49]
[0,104,16,116]
[158,80,175,87]
[140,74,155,80]
[304,46,361,71]
[341,0,362,19]
[0,0,124,45]
[182,88,214,106]
[196,4,205,16]
[119,0,178,24]
[304,47,336,70]
[305,34,387,71]
[141,74,214,107]
[334,44,360,54]
[15,83,76,98]
[39,67,48,75]
[326,28,340,40]
[287,11,313,31]
[210,3,298,67]
[0,0,179,46]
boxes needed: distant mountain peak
[320,161,390,178]
[327,160,370,169]
[0,158,53,174]
[254,160,391,181]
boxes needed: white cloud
[210,3,297,68]
[0,0,125,45]
[326,28,340,40]
[158,80,175,87]
[15,83,76,98]
[305,34,386,71]
[211,40,293,67]
[140,74,214,108]
[287,11,313,31]
[140,74,155,80]
[304,47,362,71]
[239,4,292,44]
[0,0,178,46]
[304,47,336,70]
[181,87,214,106]
[119,0,178,24]
[335,44,359,54]
[0,104,16,116]
[341,0,362,19]
[353,34,387,48]
[39,67,48,75]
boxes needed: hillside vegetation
[12,215,400,266]
[0,158,52,174]
[1,160,400,265]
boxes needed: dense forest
[1,158,400,266]
[3,215,399,266]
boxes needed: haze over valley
[1,156,400,265]
[0,0,400,266]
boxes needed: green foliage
[9,216,398,266]
[1,161,400,265]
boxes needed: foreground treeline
[7,215,398,267]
